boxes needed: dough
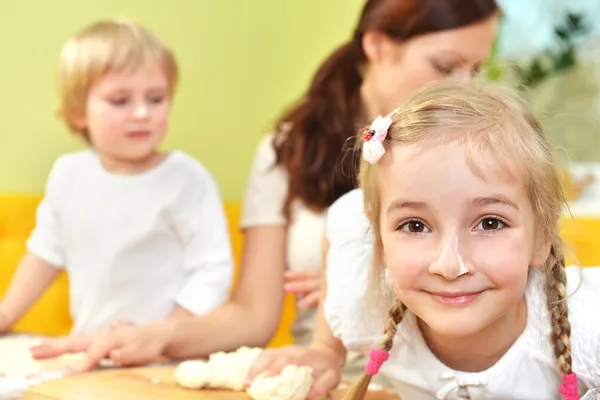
[0,336,85,379]
[172,360,210,389]
[174,347,315,400]
[247,364,313,400]
[207,346,262,390]
[174,346,262,391]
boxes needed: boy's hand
[30,321,176,371]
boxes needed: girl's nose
[429,236,470,280]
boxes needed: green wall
[0,0,364,200]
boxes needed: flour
[0,336,84,379]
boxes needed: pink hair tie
[559,373,579,400]
[365,349,389,375]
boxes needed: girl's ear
[531,232,552,268]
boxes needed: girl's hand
[29,321,175,371]
[284,269,322,310]
[245,345,344,399]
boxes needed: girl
[250,82,600,399]
[29,0,500,375]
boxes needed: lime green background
[0,0,363,200]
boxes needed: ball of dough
[207,346,262,390]
[173,346,263,391]
[247,365,314,400]
[173,360,210,389]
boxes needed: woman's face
[362,16,498,116]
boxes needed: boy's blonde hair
[345,81,572,399]
[58,18,178,137]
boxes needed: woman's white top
[324,188,600,399]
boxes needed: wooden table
[22,366,400,400]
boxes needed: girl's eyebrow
[386,195,519,215]
[386,200,430,214]
[471,195,519,210]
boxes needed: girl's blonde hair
[58,18,178,138]
[344,81,572,399]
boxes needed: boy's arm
[0,253,60,332]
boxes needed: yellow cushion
[560,217,600,268]
[0,195,71,335]
[0,195,295,347]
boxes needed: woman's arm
[164,225,288,358]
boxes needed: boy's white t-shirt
[324,188,600,399]
[26,150,234,334]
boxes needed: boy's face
[80,61,171,164]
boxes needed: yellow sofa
[0,195,296,347]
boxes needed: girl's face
[362,16,497,116]
[377,140,550,338]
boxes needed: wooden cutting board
[22,366,400,400]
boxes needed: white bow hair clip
[362,109,398,164]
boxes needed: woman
[30,0,499,377]
[235,0,499,350]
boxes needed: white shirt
[241,134,326,345]
[27,150,234,334]
[324,189,600,399]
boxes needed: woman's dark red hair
[273,0,499,219]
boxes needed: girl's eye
[475,217,506,231]
[398,220,430,233]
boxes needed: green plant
[514,13,588,87]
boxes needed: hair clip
[362,108,399,165]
